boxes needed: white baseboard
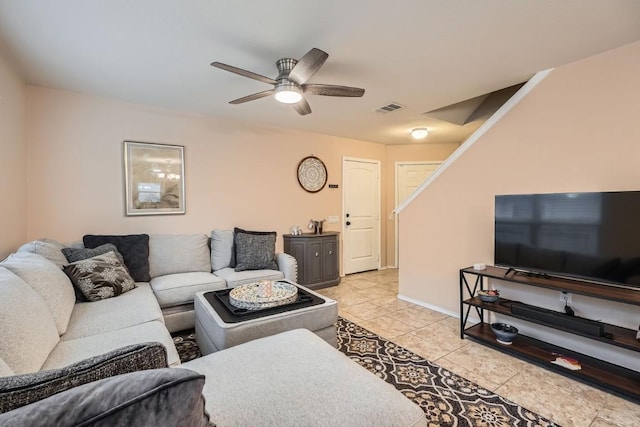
[397,294,482,325]
[397,294,459,318]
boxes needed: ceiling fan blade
[211,62,277,85]
[293,97,312,115]
[229,89,274,104]
[288,48,329,85]
[304,84,365,97]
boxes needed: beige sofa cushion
[151,272,225,308]
[0,268,60,374]
[148,234,211,278]
[2,252,76,334]
[43,321,181,370]
[62,283,163,341]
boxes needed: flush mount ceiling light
[274,82,303,104]
[411,128,429,140]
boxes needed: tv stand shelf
[465,297,640,352]
[465,266,640,305]
[460,266,640,403]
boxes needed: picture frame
[123,141,185,216]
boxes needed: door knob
[346,221,351,226]
[346,213,350,218]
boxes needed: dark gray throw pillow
[83,234,150,282]
[0,342,168,414]
[0,368,211,427]
[234,227,278,272]
[61,243,125,266]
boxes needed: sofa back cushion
[148,234,211,278]
[83,234,150,282]
[0,268,60,374]
[211,229,235,271]
[16,239,67,269]
[1,253,75,335]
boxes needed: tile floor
[315,268,640,427]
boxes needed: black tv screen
[495,191,640,288]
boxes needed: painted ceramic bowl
[491,322,518,345]
[477,289,499,303]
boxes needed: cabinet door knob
[315,252,319,257]
[329,250,332,255]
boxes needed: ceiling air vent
[373,102,405,113]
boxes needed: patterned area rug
[173,318,558,427]
[337,317,558,427]
[172,330,201,362]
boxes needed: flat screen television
[495,191,640,288]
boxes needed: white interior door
[394,162,441,266]
[343,158,380,274]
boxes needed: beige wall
[25,87,394,269]
[398,41,640,369]
[384,143,460,266]
[0,50,27,258]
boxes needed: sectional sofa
[0,232,427,426]
[0,231,297,372]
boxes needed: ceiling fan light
[411,128,429,139]
[274,84,302,104]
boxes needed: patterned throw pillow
[63,252,137,302]
[0,343,168,413]
[234,228,278,271]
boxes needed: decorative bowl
[477,289,499,303]
[490,322,518,345]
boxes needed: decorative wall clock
[297,156,327,193]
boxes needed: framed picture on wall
[123,141,185,216]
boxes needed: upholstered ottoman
[183,329,427,427]
[194,284,338,354]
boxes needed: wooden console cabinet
[460,265,640,403]
[283,232,340,290]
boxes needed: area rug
[172,329,201,362]
[337,317,558,427]
[173,318,558,426]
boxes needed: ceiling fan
[211,48,365,116]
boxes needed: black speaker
[511,302,604,337]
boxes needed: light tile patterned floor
[315,268,640,427]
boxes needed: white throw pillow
[0,267,60,374]
[1,252,76,335]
